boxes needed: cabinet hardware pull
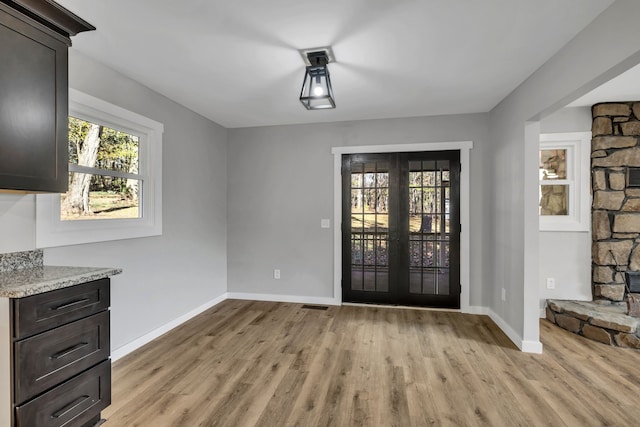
[51,298,91,311]
[51,395,90,419]
[50,342,89,360]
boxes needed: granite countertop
[0,249,121,298]
[0,266,122,298]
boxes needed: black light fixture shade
[300,51,335,110]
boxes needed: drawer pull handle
[51,395,90,419]
[50,342,89,360]
[52,298,91,311]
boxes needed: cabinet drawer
[13,279,110,339]
[14,311,110,404]
[15,360,111,427]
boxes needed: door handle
[51,395,91,419]
[50,342,90,360]
[51,297,91,311]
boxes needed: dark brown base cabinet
[2,279,112,427]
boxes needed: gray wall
[0,195,34,253]
[227,114,490,307]
[0,51,229,352]
[539,107,592,311]
[488,0,640,349]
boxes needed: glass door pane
[350,160,390,293]
[408,160,451,296]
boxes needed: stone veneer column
[592,102,640,301]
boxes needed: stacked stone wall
[592,102,640,301]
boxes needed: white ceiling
[57,0,616,128]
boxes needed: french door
[342,151,460,308]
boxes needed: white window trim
[539,132,590,232]
[36,89,163,248]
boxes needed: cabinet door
[0,5,69,192]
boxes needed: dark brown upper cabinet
[0,0,94,193]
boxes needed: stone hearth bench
[546,299,640,348]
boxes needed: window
[63,117,141,221]
[539,132,590,232]
[36,89,163,247]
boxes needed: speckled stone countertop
[0,249,121,298]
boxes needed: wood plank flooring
[102,300,640,426]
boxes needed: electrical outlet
[546,278,556,289]
[274,269,281,279]
[501,288,506,301]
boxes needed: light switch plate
[321,219,330,228]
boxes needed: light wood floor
[103,300,640,426]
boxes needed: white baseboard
[226,292,340,306]
[486,308,543,354]
[486,308,522,351]
[521,340,544,353]
[111,293,228,362]
[463,306,543,353]
[463,305,489,315]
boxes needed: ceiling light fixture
[299,49,335,110]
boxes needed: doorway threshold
[342,302,460,313]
